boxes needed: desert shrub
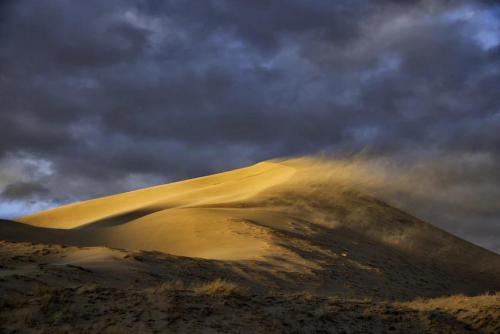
[151,278,244,297]
[192,278,241,297]
[153,279,186,293]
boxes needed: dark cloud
[0,0,499,251]
[1,181,48,200]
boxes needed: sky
[0,0,499,252]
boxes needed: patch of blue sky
[0,200,58,220]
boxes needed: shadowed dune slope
[2,158,499,298]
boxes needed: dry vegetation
[0,240,498,333]
[1,280,499,333]
[151,278,243,297]
[192,278,242,296]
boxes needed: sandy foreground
[1,158,499,333]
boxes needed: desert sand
[1,158,499,333]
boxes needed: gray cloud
[0,0,499,251]
[1,181,48,200]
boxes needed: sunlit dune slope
[15,161,296,260]
[19,161,295,229]
[4,158,500,297]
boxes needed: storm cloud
[0,0,499,251]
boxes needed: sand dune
[1,158,500,332]
[19,161,295,228]
[16,161,296,259]
[0,158,498,298]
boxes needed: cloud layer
[0,0,499,251]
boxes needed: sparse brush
[38,290,58,312]
[192,278,242,297]
[313,305,333,320]
[75,283,100,295]
[153,279,186,294]
[149,278,243,298]
[34,282,53,296]
[402,292,500,311]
